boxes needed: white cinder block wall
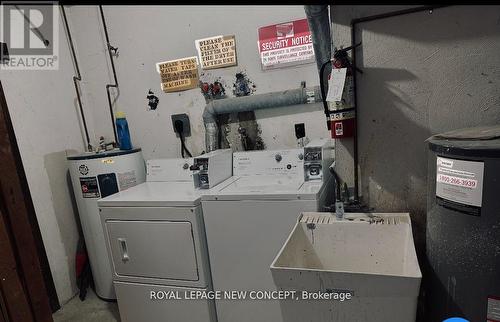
[68,5,330,159]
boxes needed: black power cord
[319,60,332,130]
[180,134,192,158]
[329,165,342,202]
[174,120,192,158]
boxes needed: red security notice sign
[258,18,315,70]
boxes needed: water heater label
[118,170,137,191]
[436,157,484,208]
[79,177,100,198]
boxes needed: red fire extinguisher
[321,44,361,139]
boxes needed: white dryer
[98,150,233,322]
[201,139,334,322]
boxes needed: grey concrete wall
[331,5,500,249]
[67,5,330,159]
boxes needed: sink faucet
[335,200,345,220]
[328,161,344,220]
[329,163,345,220]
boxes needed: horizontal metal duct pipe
[203,86,322,152]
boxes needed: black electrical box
[295,123,305,139]
[171,113,191,138]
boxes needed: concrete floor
[53,289,120,322]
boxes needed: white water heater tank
[67,148,145,300]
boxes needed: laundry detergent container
[270,212,422,322]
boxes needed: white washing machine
[97,149,233,322]
[201,139,334,322]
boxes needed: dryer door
[106,219,198,281]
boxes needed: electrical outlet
[171,113,191,137]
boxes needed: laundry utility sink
[270,212,422,322]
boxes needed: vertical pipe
[99,5,118,144]
[61,6,92,151]
[304,5,332,74]
[305,5,332,128]
[351,23,360,202]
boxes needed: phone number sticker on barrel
[435,156,484,208]
[437,174,477,188]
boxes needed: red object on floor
[75,252,87,278]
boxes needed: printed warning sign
[79,177,100,198]
[258,18,315,70]
[436,157,484,207]
[195,35,237,70]
[156,57,199,92]
[326,68,347,102]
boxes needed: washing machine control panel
[233,149,304,178]
[146,158,193,182]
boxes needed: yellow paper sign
[195,35,237,70]
[156,57,199,92]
